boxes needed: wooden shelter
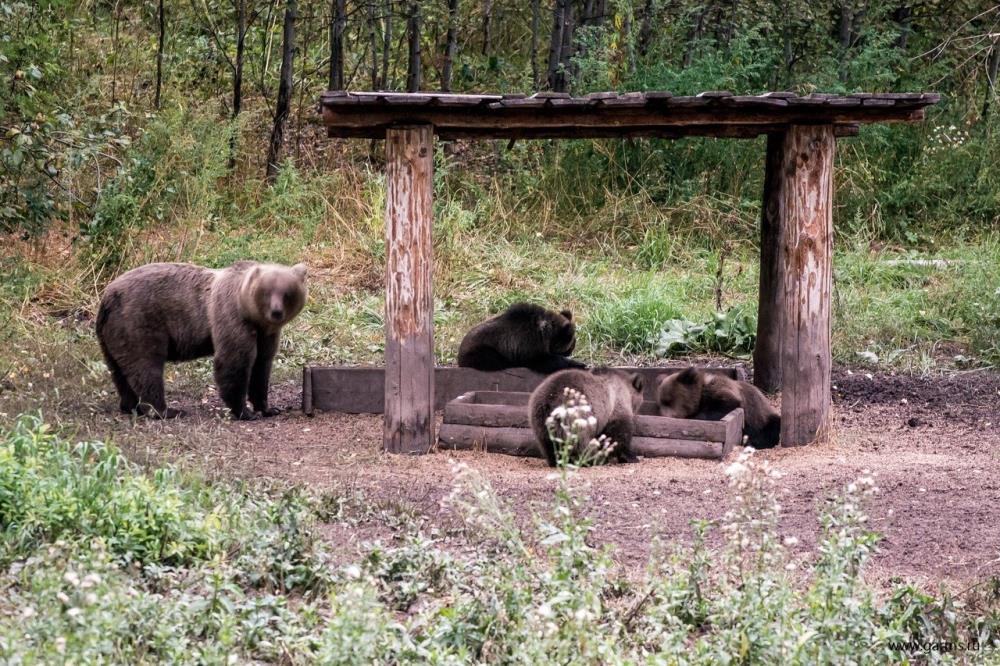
[319,89,940,454]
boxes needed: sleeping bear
[96,260,307,420]
[656,366,781,449]
[457,302,586,374]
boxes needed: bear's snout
[269,308,284,322]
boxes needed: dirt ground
[83,367,1000,586]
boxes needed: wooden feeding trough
[437,391,744,460]
[302,365,746,415]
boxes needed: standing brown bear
[656,366,781,449]
[96,261,307,420]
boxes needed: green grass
[1,415,997,664]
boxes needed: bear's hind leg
[125,360,182,419]
[102,350,139,413]
[603,420,638,464]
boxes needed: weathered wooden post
[779,124,834,446]
[753,131,787,394]
[384,124,435,454]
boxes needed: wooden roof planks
[319,90,940,139]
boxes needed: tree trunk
[892,5,911,51]
[984,39,1000,118]
[111,0,121,107]
[229,0,246,169]
[637,0,655,57]
[779,124,835,446]
[384,125,435,455]
[233,0,246,118]
[266,0,296,183]
[368,0,379,88]
[559,0,575,89]
[442,0,458,92]
[406,2,421,92]
[547,0,567,90]
[682,7,705,69]
[329,0,346,89]
[154,0,165,109]
[381,0,392,89]
[754,132,786,394]
[530,0,541,86]
[481,0,494,56]
[838,1,853,82]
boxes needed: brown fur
[457,302,585,374]
[96,261,307,420]
[656,367,780,448]
[528,368,643,466]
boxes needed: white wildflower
[783,536,799,546]
[63,571,80,587]
[66,607,82,618]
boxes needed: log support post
[384,124,435,454]
[753,131,786,394]
[778,124,834,446]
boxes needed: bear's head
[656,367,704,419]
[547,309,576,356]
[241,263,308,329]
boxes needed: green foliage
[1,416,998,663]
[656,306,757,358]
[583,284,683,355]
[0,414,218,565]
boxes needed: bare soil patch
[70,368,1000,585]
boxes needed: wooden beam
[329,124,863,141]
[303,365,748,414]
[753,132,786,393]
[779,124,834,445]
[321,104,926,139]
[384,125,435,454]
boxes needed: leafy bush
[656,306,757,357]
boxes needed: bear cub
[457,302,586,374]
[96,260,307,420]
[529,368,643,466]
[656,367,780,449]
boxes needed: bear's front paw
[149,407,185,420]
[233,408,263,421]
[260,407,282,417]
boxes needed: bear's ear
[246,265,262,283]
[631,373,644,392]
[292,263,308,281]
[677,367,699,385]
[560,309,573,321]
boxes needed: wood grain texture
[753,132,786,394]
[319,91,938,139]
[630,437,725,459]
[437,424,540,456]
[384,125,434,454]
[306,366,745,413]
[302,366,313,415]
[779,124,834,446]
[721,408,745,457]
[437,425,730,460]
